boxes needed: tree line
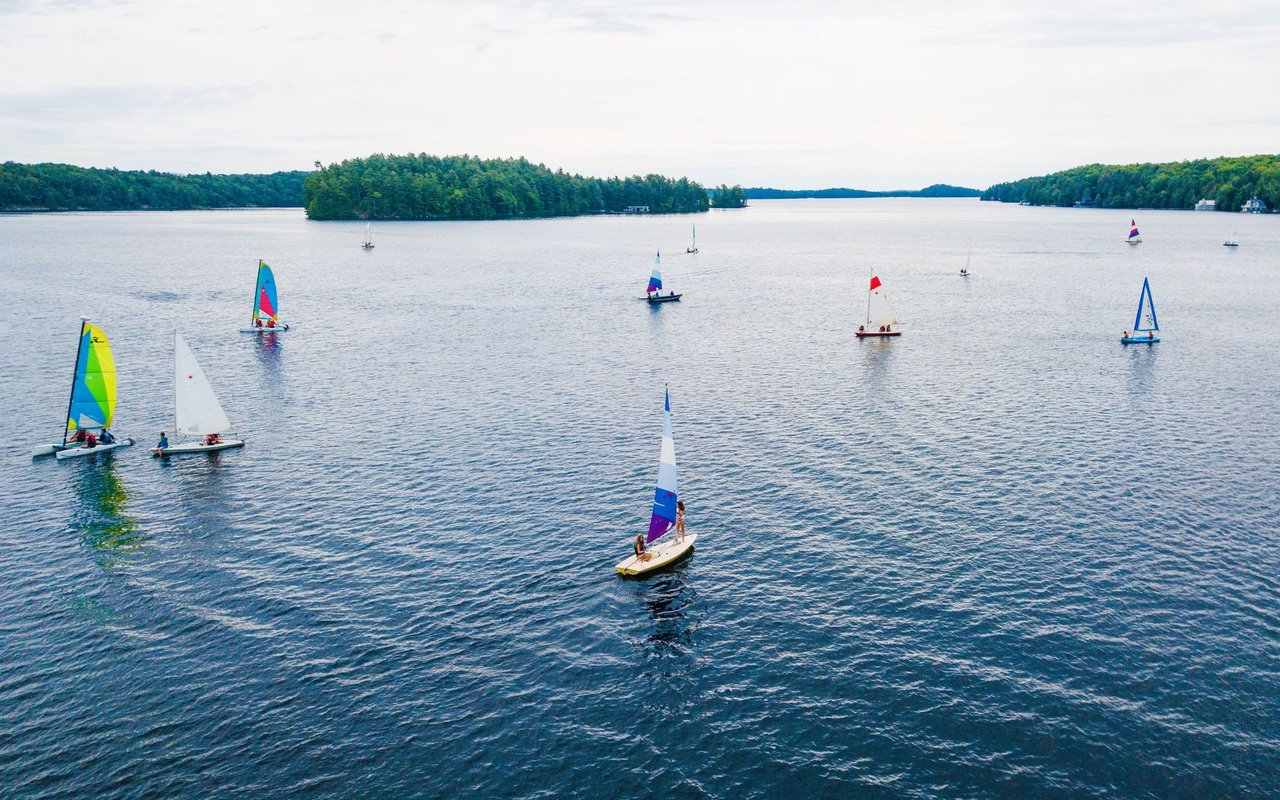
[0,162,307,211]
[302,154,710,220]
[982,155,1280,211]
[747,183,980,199]
[710,184,748,208]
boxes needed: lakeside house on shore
[1194,199,1216,211]
[1240,197,1268,213]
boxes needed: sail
[66,322,117,433]
[867,272,897,327]
[252,261,280,323]
[647,253,663,293]
[646,387,679,543]
[1129,220,1141,241]
[691,224,697,248]
[1132,277,1159,332]
[174,333,232,435]
[363,223,372,245]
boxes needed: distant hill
[746,184,981,199]
[0,162,308,211]
[982,155,1280,211]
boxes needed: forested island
[0,162,307,212]
[982,155,1280,211]
[711,184,748,208]
[747,184,980,199]
[303,154,709,220]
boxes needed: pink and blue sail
[647,251,663,293]
[251,260,280,323]
[646,386,679,543]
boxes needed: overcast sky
[2,0,1278,188]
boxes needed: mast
[62,318,88,444]
[172,330,179,436]
[249,260,263,325]
[866,267,872,325]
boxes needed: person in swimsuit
[634,535,652,562]
[676,500,686,539]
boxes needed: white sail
[362,223,372,246]
[867,272,897,327]
[174,332,232,435]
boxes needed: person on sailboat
[83,431,98,448]
[255,319,263,328]
[70,428,87,444]
[99,428,115,445]
[155,432,169,454]
[266,319,277,329]
[676,500,686,540]
[634,535,653,562]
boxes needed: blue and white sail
[1132,277,1159,333]
[646,386,678,543]
[647,251,663,293]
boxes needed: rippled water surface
[1,200,1278,799]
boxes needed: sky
[1,0,1279,189]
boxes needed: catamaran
[362,222,375,250]
[646,251,682,304]
[855,270,900,337]
[616,386,696,576]
[32,318,134,459]
[1127,219,1143,245]
[686,224,698,254]
[1121,277,1160,344]
[155,332,245,456]
[240,260,290,332]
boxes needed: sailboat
[686,224,698,254]
[32,318,134,458]
[645,251,682,303]
[616,386,696,576]
[155,333,245,455]
[960,246,971,277]
[1127,219,1143,245]
[239,260,290,332]
[1223,229,1238,247]
[362,222,375,250]
[855,270,901,337]
[1120,277,1160,344]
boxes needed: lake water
[1,200,1277,799]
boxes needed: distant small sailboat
[362,222,375,250]
[32,318,134,458]
[1127,219,1143,245]
[155,333,245,455]
[240,260,290,332]
[616,386,696,576]
[960,246,971,277]
[1121,277,1160,344]
[686,224,698,254]
[1223,230,1238,247]
[855,269,901,337]
[646,251,682,303]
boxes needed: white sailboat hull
[54,439,135,459]
[155,439,245,456]
[239,324,290,333]
[616,532,698,576]
[32,442,76,457]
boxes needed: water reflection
[1125,343,1158,396]
[631,565,700,652]
[857,335,898,393]
[254,331,285,390]
[66,460,144,567]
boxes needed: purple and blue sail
[646,386,679,543]
[647,252,663,293]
